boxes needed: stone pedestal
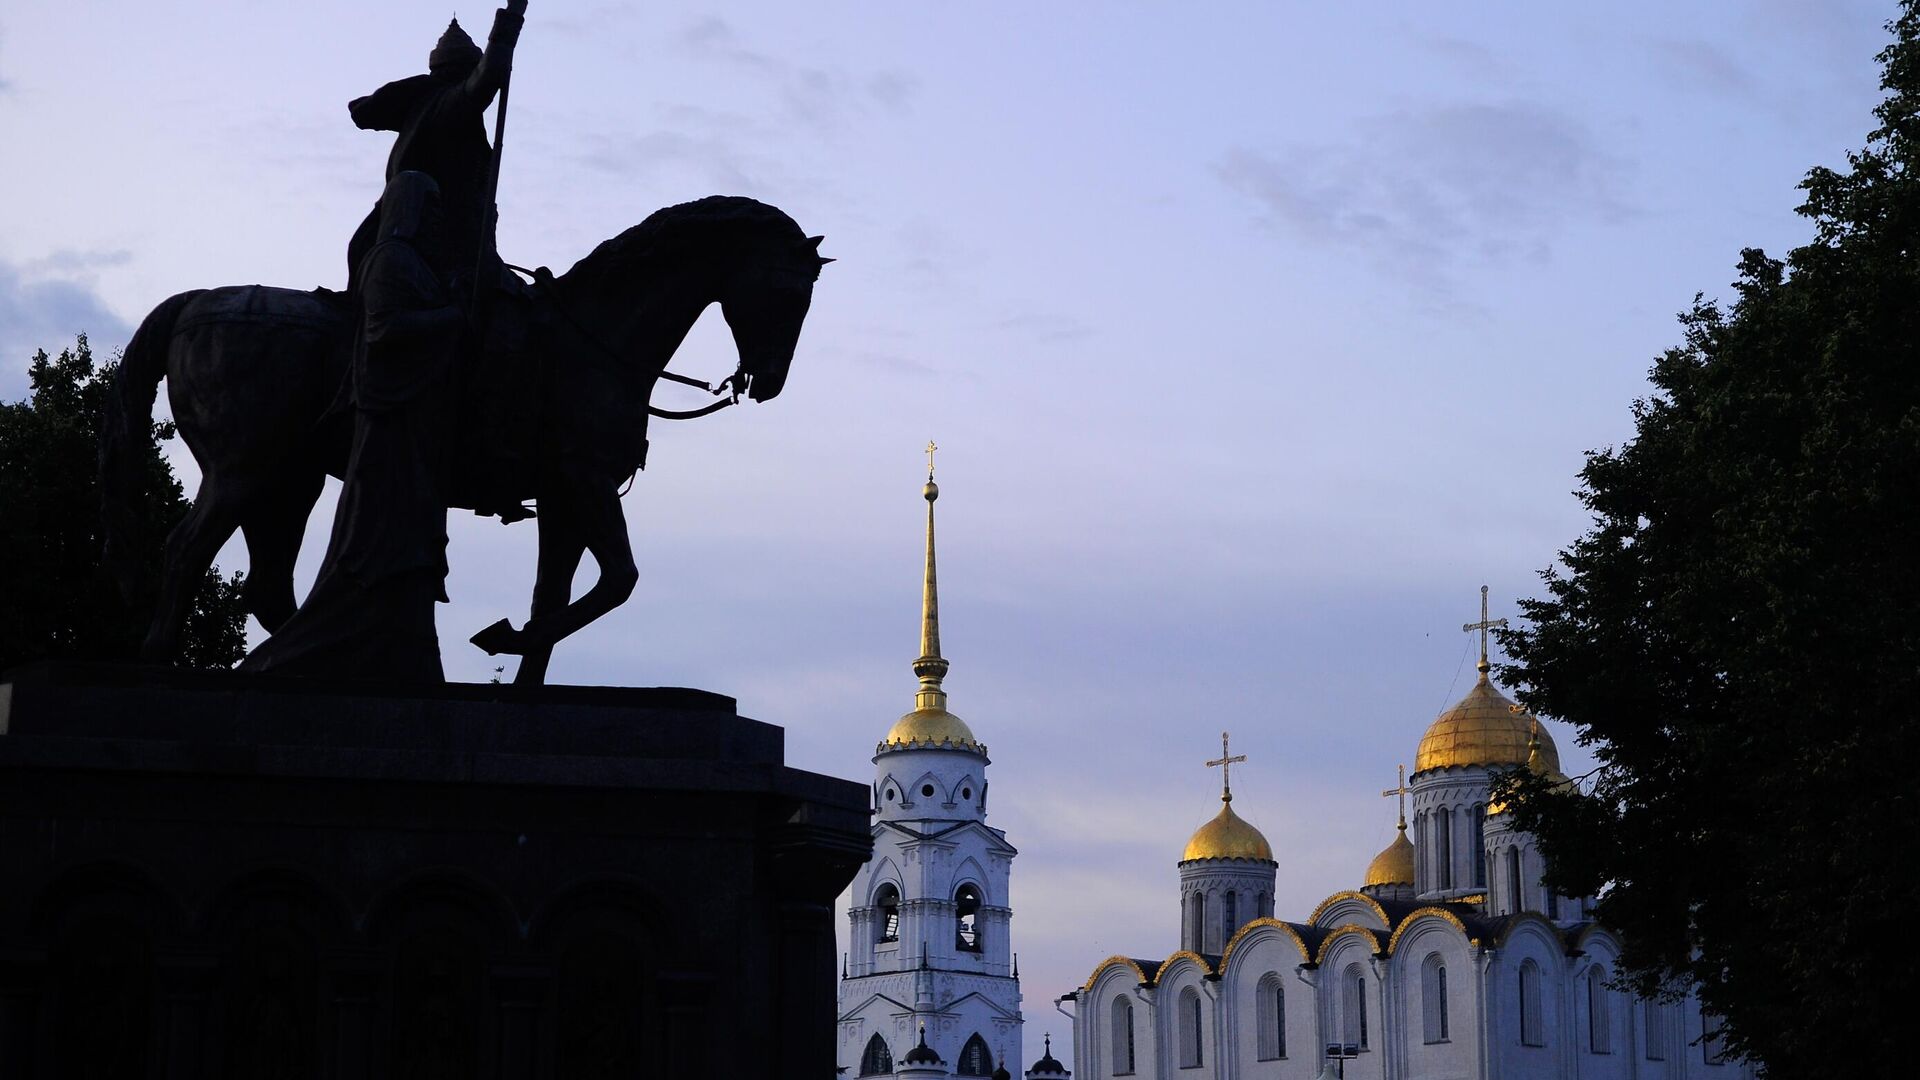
[0,663,870,1078]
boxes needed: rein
[503,262,739,421]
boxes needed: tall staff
[475,0,529,312]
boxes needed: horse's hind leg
[141,481,246,662]
[513,498,586,687]
[239,466,327,633]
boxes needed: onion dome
[1182,799,1274,863]
[1027,1034,1071,1079]
[1415,665,1561,774]
[903,1025,944,1067]
[1364,823,1415,887]
[879,463,987,755]
[1487,721,1571,816]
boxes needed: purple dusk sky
[0,1,1893,1068]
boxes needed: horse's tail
[100,289,201,601]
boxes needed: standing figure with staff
[344,0,529,297]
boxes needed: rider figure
[345,0,528,294]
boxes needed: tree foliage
[0,336,247,672]
[1494,7,1920,1076]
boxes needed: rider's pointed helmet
[430,18,482,73]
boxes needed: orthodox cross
[925,439,938,477]
[1462,584,1508,669]
[1206,731,1247,802]
[1380,763,1409,829]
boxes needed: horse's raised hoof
[470,619,525,656]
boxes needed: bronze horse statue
[101,195,827,685]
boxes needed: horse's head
[718,230,829,402]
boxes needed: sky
[0,0,1897,1069]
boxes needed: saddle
[450,268,550,522]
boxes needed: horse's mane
[561,195,812,291]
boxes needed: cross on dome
[925,439,938,477]
[1206,731,1248,803]
[1380,763,1410,830]
[1462,584,1509,674]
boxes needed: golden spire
[1381,764,1409,833]
[912,441,948,712]
[1462,584,1509,677]
[1205,731,1248,804]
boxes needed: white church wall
[1393,917,1480,1080]
[1218,922,1317,1080]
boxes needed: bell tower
[837,448,1024,1077]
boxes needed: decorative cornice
[1219,917,1313,973]
[1384,906,1479,954]
[1307,889,1392,929]
[1315,923,1386,965]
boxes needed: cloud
[1650,38,1760,98]
[0,256,135,390]
[1217,102,1635,292]
[677,15,918,132]
[575,129,773,192]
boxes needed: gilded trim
[1081,955,1151,993]
[1307,890,1391,929]
[1383,907,1478,954]
[1490,911,1566,952]
[1156,950,1215,983]
[1219,918,1313,974]
[1315,923,1383,965]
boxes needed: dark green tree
[1,335,247,672]
[1494,7,1920,1076]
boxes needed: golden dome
[1414,669,1562,774]
[1182,799,1274,863]
[1364,825,1415,886]
[882,706,984,753]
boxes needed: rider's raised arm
[460,1,528,108]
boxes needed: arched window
[1186,892,1206,951]
[955,883,983,952]
[1256,973,1286,1060]
[1470,805,1487,888]
[860,1033,894,1076]
[874,884,900,943]
[1587,966,1611,1053]
[1422,953,1449,1043]
[1111,996,1136,1075]
[1258,891,1271,918]
[1222,890,1238,943]
[1341,963,1369,1050]
[957,1033,993,1076]
[1435,806,1453,888]
[1547,887,1560,920]
[1177,987,1204,1067]
[1414,810,1428,882]
[1518,960,1544,1046]
[1506,847,1523,913]
[1643,999,1665,1060]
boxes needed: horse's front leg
[513,495,587,687]
[470,470,637,677]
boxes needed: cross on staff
[1206,731,1247,802]
[1462,584,1508,670]
[1380,763,1409,829]
[925,440,938,477]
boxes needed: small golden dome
[1487,723,1570,816]
[1364,825,1415,886]
[882,706,984,753]
[1182,799,1274,863]
[1415,670,1562,774]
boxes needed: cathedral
[837,465,1068,1080]
[1066,591,1757,1080]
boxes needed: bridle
[505,262,741,421]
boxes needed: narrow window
[860,1033,894,1076]
[1587,967,1611,1053]
[1256,974,1286,1060]
[1222,890,1238,943]
[1643,1000,1665,1060]
[1506,847,1523,913]
[1422,954,1449,1043]
[1471,805,1487,888]
[958,1033,993,1076]
[874,884,900,944]
[1112,997,1136,1075]
[1342,964,1369,1050]
[1547,887,1560,920]
[1187,892,1206,952]
[955,884,983,952]
[1436,806,1453,889]
[1519,960,1544,1046]
[1178,987,1203,1067]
